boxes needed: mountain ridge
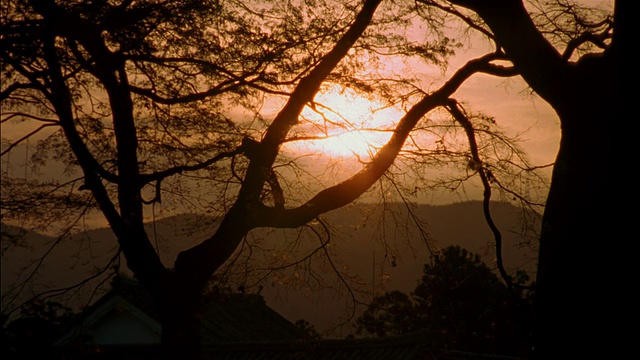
[1,200,540,335]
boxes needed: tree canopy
[357,245,532,356]
[1,0,624,358]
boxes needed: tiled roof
[202,331,520,360]
[204,331,438,360]
[201,293,310,343]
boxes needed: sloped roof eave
[54,295,161,347]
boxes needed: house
[52,275,308,359]
[52,276,520,360]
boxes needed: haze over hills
[1,200,539,336]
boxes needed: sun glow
[286,85,403,160]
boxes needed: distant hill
[253,201,540,336]
[1,201,539,336]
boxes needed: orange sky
[5,1,616,216]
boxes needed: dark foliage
[357,245,533,356]
[1,299,75,359]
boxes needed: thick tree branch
[445,0,569,102]
[445,99,513,289]
[32,0,167,288]
[139,148,242,186]
[562,29,611,61]
[39,26,123,237]
[250,52,512,228]
[233,0,384,207]
[174,0,384,289]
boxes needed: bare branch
[0,123,57,157]
[445,99,513,289]
[139,148,242,186]
[250,51,517,228]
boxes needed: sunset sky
[0,0,614,218]
[0,1,619,349]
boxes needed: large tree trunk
[160,303,202,360]
[531,29,629,355]
[439,1,629,357]
[534,97,624,358]
[158,275,205,360]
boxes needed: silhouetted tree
[357,246,532,356]
[0,299,74,359]
[294,319,322,340]
[413,1,628,357]
[3,1,535,358]
[3,0,620,358]
[357,290,416,337]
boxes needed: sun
[285,85,403,160]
